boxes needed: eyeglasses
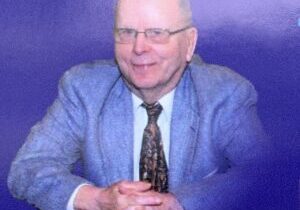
[114,25,192,44]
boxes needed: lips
[132,62,156,71]
[133,63,154,67]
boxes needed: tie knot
[142,103,162,122]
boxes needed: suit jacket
[8,56,275,210]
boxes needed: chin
[132,79,159,90]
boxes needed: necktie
[139,103,168,193]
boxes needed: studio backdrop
[0,0,299,209]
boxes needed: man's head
[114,0,198,103]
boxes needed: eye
[118,28,136,36]
[147,28,165,37]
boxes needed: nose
[133,32,151,55]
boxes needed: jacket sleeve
[7,70,91,210]
[172,80,286,210]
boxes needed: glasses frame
[114,25,192,44]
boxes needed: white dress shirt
[67,90,175,209]
[132,90,175,180]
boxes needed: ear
[185,27,198,62]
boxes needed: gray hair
[114,0,193,25]
[178,0,193,25]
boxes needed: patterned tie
[139,103,168,193]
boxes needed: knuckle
[116,194,125,206]
[118,180,129,186]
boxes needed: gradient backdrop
[1,0,299,209]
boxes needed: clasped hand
[74,181,183,210]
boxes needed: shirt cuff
[66,183,92,210]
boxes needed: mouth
[132,63,156,71]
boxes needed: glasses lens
[146,29,169,43]
[115,28,136,43]
[115,28,172,44]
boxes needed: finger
[127,194,162,206]
[119,181,152,194]
[123,206,146,210]
[123,205,159,210]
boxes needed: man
[8,0,274,209]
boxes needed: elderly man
[8,0,274,209]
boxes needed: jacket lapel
[99,78,134,184]
[98,67,200,186]
[169,68,200,189]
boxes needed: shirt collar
[132,90,175,119]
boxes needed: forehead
[115,0,184,28]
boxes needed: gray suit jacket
[8,56,274,210]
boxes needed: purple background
[1,1,299,209]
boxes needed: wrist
[73,185,102,209]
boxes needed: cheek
[115,46,128,61]
[115,46,132,71]
[157,44,187,69]
[163,37,187,58]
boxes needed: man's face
[114,0,197,97]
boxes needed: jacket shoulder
[190,55,255,97]
[191,55,250,86]
[189,55,257,107]
[55,59,122,110]
[61,59,120,88]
